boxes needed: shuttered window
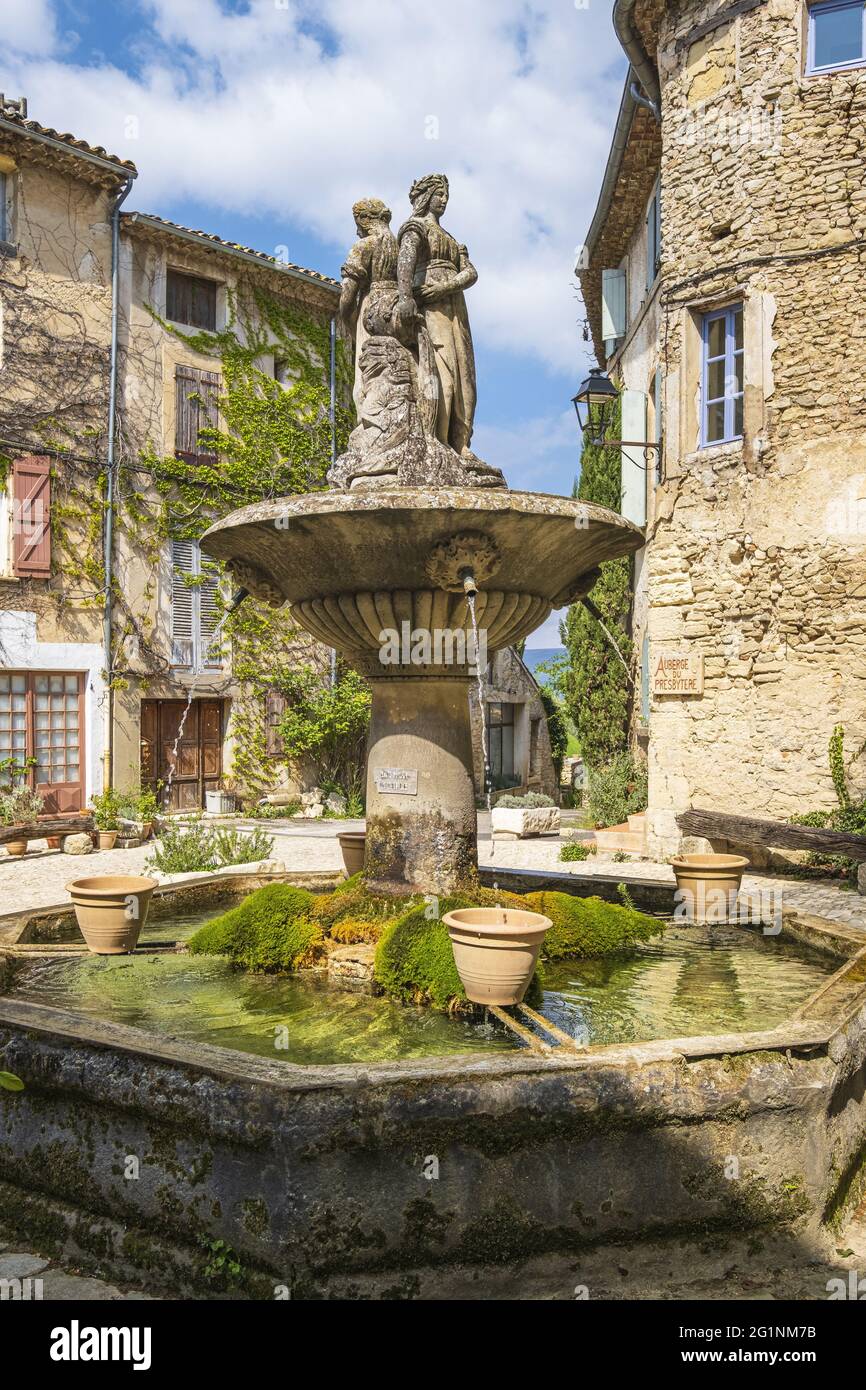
[175,365,220,466]
[12,455,51,578]
[601,268,627,347]
[166,269,218,330]
[170,540,223,671]
[265,689,287,757]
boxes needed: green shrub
[585,753,647,829]
[147,820,221,873]
[559,841,595,862]
[188,884,321,971]
[212,826,274,865]
[523,891,662,960]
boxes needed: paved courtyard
[2,815,865,932]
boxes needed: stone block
[62,834,93,855]
[491,806,560,839]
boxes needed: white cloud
[0,0,59,58]
[472,407,578,493]
[0,0,626,373]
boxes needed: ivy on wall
[562,393,635,771]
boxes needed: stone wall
[591,0,866,856]
[470,646,558,800]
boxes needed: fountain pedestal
[365,674,476,893]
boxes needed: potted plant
[66,874,158,954]
[442,905,552,1005]
[90,788,123,850]
[671,853,751,923]
[0,785,45,857]
[134,786,160,839]
[491,792,560,840]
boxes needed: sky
[0,0,629,646]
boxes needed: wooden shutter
[167,270,217,331]
[12,455,51,578]
[265,689,286,757]
[601,268,627,343]
[200,559,222,668]
[171,539,196,668]
[174,366,220,466]
[621,390,648,527]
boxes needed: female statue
[339,197,399,412]
[395,174,479,459]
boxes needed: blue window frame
[807,0,866,74]
[646,180,661,292]
[701,304,744,447]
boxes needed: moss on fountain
[185,877,663,1014]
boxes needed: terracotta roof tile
[0,107,137,174]
[121,211,339,290]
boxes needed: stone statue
[328,178,505,492]
[339,197,399,413]
[395,173,479,460]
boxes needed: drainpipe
[329,314,337,690]
[102,175,134,793]
[629,80,660,123]
[613,0,661,112]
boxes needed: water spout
[459,566,478,597]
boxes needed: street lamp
[571,367,619,447]
[572,366,662,477]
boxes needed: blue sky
[1,0,629,643]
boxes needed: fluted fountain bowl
[200,486,642,893]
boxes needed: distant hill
[522,647,565,684]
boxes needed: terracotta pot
[443,906,551,1006]
[66,875,158,955]
[46,836,62,850]
[5,838,28,857]
[337,831,366,877]
[671,853,750,923]
[97,830,118,851]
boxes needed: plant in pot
[90,788,124,850]
[0,785,45,857]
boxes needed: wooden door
[140,698,224,811]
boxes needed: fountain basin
[201,488,642,893]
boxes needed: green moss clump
[522,891,663,960]
[187,884,322,971]
[309,880,419,929]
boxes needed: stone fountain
[202,174,642,894]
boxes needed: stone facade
[470,646,558,801]
[580,0,866,856]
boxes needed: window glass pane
[707,316,726,358]
[65,675,78,693]
[12,674,25,692]
[706,402,726,442]
[733,308,744,352]
[733,353,744,395]
[734,394,744,437]
[708,359,726,401]
[813,4,864,67]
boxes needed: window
[0,172,7,244]
[486,701,516,788]
[265,688,287,757]
[701,304,744,446]
[0,671,84,813]
[166,269,218,330]
[646,180,661,291]
[170,539,223,671]
[808,0,866,73]
[175,365,220,465]
[601,267,627,351]
[11,455,51,578]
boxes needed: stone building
[0,99,340,814]
[470,648,558,801]
[578,0,866,856]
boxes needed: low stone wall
[1,935,865,1298]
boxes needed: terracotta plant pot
[443,906,552,1006]
[671,853,750,923]
[337,831,366,877]
[46,836,62,850]
[66,875,158,955]
[97,830,118,851]
[5,838,28,857]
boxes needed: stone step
[593,822,647,854]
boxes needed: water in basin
[10,910,836,1064]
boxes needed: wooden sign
[374,767,418,796]
[651,651,704,696]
